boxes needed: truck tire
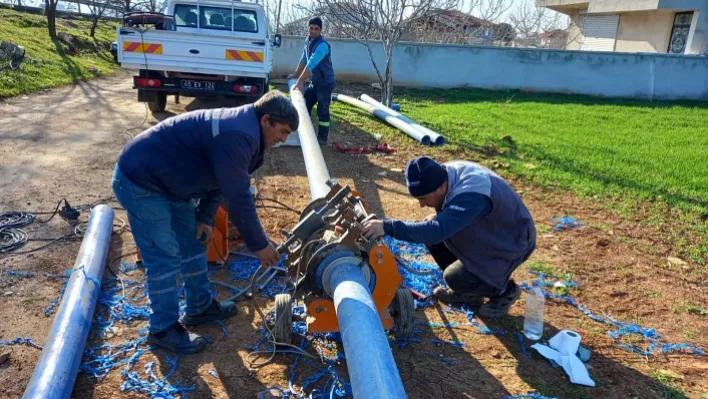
[147,91,167,113]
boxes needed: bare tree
[402,0,514,46]
[132,0,167,12]
[465,0,514,23]
[45,0,61,40]
[86,0,108,37]
[509,0,564,48]
[303,0,457,106]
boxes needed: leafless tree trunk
[87,0,109,37]
[45,0,60,40]
[304,0,457,106]
[509,0,564,48]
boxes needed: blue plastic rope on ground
[43,272,68,279]
[551,216,584,231]
[446,304,505,335]
[228,255,290,299]
[44,276,70,317]
[417,321,458,328]
[389,337,422,349]
[528,271,579,289]
[427,352,457,365]
[521,273,704,356]
[431,338,466,348]
[516,332,533,358]
[208,320,231,339]
[7,270,34,278]
[501,394,560,399]
[0,337,43,350]
[382,236,443,308]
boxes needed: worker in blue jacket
[363,157,537,318]
[287,16,336,145]
[111,91,299,354]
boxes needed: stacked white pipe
[358,94,445,146]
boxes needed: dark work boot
[182,299,238,326]
[317,125,329,146]
[479,280,521,319]
[147,323,208,354]
[433,286,484,310]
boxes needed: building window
[668,12,693,54]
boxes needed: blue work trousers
[304,83,335,141]
[112,165,212,333]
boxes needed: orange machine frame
[136,206,230,264]
[305,243,403,333]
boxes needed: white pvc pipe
[359,94,445,146]
[288,78,331,200]
[333,94,431,145]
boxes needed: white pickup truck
[116,0,281,112]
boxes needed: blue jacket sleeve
[305,43,329,71]
[208,133,269,252]
[382,193,492,244]
[195,189,224,226]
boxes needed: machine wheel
[273,293,293,345]
[390,288,415,338]
[147,91,167,113]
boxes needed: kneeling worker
[363,157,536,318]
[112,91,299,353]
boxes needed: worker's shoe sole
[479,281,521,319]
[182,299,238,326]
[147,323,208,354]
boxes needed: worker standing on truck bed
[288,16,336,146]
[362,156,537,318]
[111,91,299,354]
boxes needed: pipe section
[288,78,331,200]
[23,205,115,399]
[333,93,431,146]
[326,259,408,399]
[359,94,446,146]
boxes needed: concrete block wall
[273,35,708,101]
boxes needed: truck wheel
[147,91,167,113]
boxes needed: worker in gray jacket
[363,156,536,318]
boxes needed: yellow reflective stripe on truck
[225,49,264,62]
[123,42,163,54]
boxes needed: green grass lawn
[331,88,708,264]
[0,6,120,98]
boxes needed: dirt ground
[1,72,707,399]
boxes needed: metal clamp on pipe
[272,181,414,399]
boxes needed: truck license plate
[181,80,216,90]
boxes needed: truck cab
[117,0,281,112]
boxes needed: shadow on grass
[53,39,85,81]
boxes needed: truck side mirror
[273,34,282,47]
